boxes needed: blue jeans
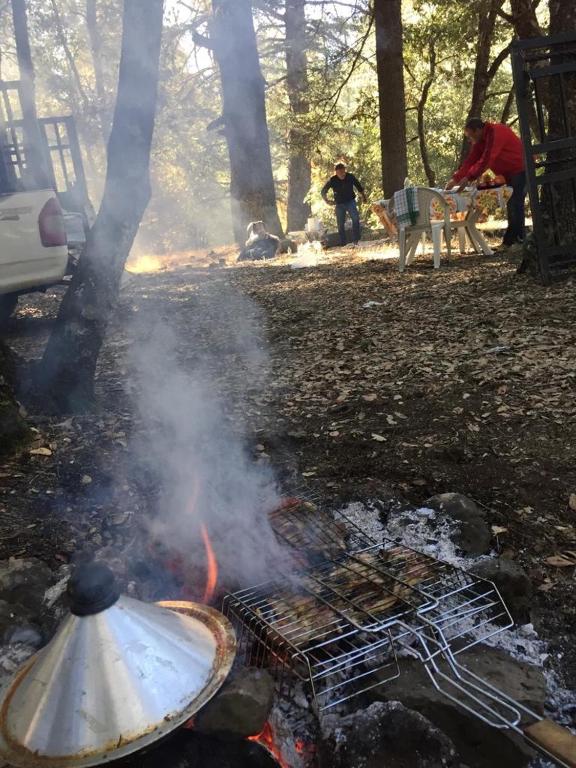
[504,172,527,245]
[335,200,361,245]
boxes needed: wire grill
[223,499,518,718]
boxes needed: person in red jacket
[446,118,526,251]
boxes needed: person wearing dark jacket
[321,162,367,246]
[237,221,280,261]
[446,118,526,252]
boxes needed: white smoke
[127,297,287,590]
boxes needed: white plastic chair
[392,187,452,272]
[448,198,494,256]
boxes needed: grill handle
[523,719,576,768]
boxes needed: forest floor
[1,241,576,694]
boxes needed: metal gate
[0,80,90,216]
[512,32,576,281]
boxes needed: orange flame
[249,723,289,767]
[201,523,218,604]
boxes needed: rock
[2,624,44,649]
[194,668,275,739]
[0,599,31,637]
[425,493,491,556]
[0,560,67,640]
[470,558,533,624]
[320,701,460,768]
[0,642,36,687]
[0,558,53,615]
[370,646,547,767]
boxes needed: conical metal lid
[0,563,236,768]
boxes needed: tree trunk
[211,0,283,243]
[508,0,542,38]
[285,0,311,232]
[417,41,436,187]
[86,0,111,143]
[549,0,576,38]
[10,0,50,186]
[39,0,164,413]
[501,86,515,123]
[502,0,543,138]
[459,0,514,161]
[374,0,408,197]
[285,0,312,232]
[542,0,576,249]
[0,343,29,456]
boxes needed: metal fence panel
[512,33,576,281]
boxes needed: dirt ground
[1,243,576,693]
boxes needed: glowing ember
[249,722,289,768]
[201,523,218,604]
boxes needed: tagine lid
[0,563,236,768]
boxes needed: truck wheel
[0,294,18,328]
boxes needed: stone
[425,493,491,556]
[194,668,275,739]
[2,624,44,649]
[0,642,36,687]
[470,558,533,624]
[0,558,53,613]
[0,559,67,640]
[370,646,547,767]
[320,701,460,768]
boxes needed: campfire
[141,495,576,768]
[1,497,574,768]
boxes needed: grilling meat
[270,500,349,564]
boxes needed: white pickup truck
[0,189,73,324]
[0,82,90,326]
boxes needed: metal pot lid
[0,563,236,768]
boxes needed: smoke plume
[127,293,287,590]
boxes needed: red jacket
[453,122,525,183]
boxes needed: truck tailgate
[0,189,68,295]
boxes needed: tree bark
[501,86,516,123]
[285,0,311,232]
[417,41,436,187]
[39,0,164,413]
[542,0,576,250]
[507,0,542,38]
[549,0,576,37]
[374,0,408,197]
[10,0,50,186]
[211,0,283,243]
[0,343,29,456]
[460,0,509,161]
[86,0,111,143]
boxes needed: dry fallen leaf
[544,551,576,568]
[371,434,386,442]
[30,447,52,457]
[491,525,508,535]
[569,494,576,512]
